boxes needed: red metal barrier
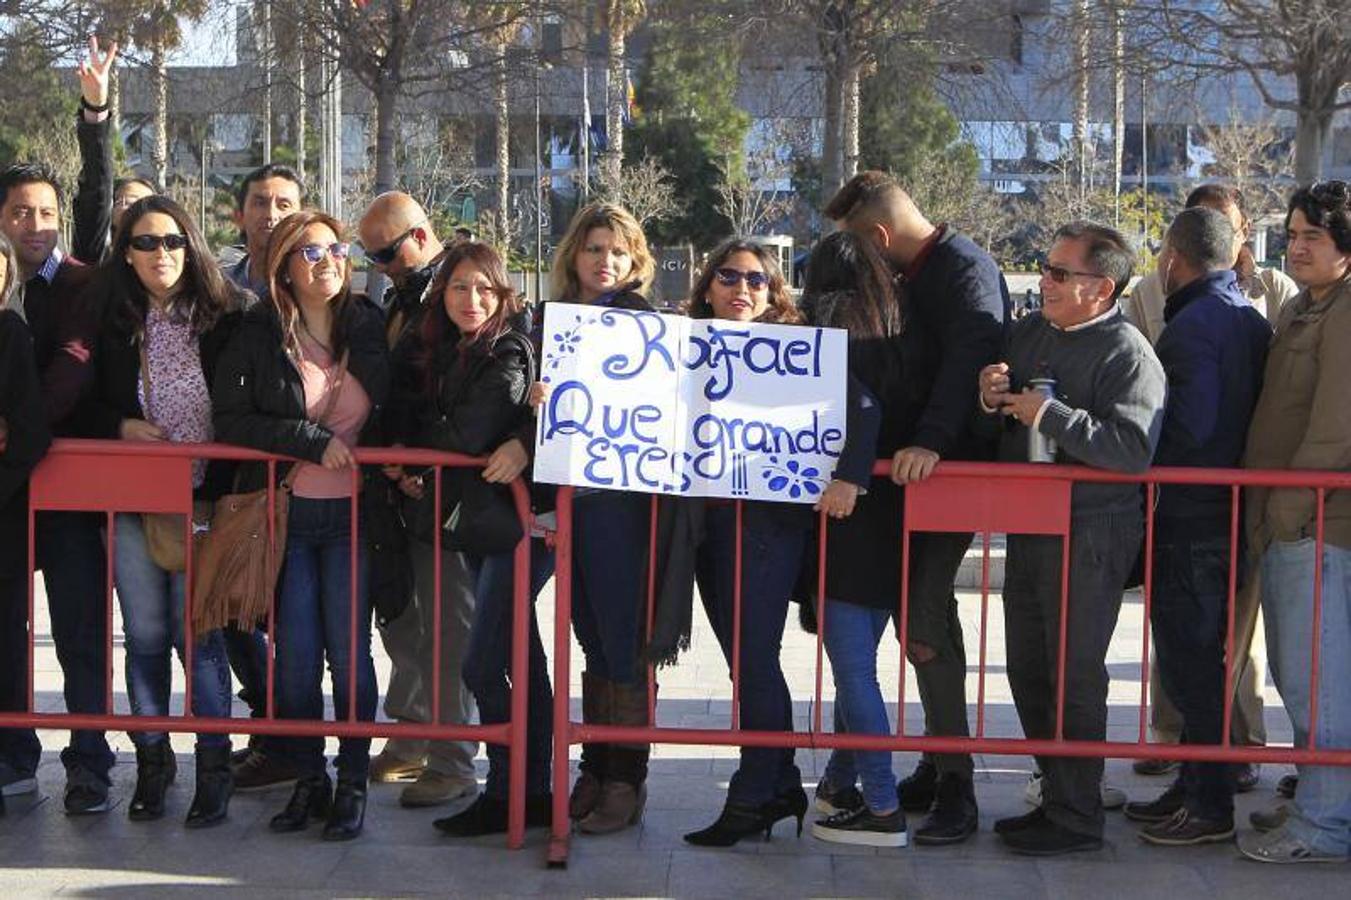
[10,439,535,849]
[546,461,1351,868]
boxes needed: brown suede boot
[569,671,609,820]
[578,681,651,835]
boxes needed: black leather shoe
[433,792,552,837]
[1123,782,1186,824]
[1001,818,1103,856]
[269,774,332,833]
[185,744,234,829]
[994,806,1047,835]
[128,742,177,822]
[914,775,978,845]
[898,759,938,812]
[767,785,809,837]
[322,777,367,841]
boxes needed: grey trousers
[374,539,478,777]
[908,531,976,780]
[1004,512,1141,838]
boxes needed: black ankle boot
[898,759,938,813]
[269,774,332,833]
[129,741,177,821]
[683,801,774,847]
[185,743,234,829]
[322,777,367,841]
[914,774,978,845]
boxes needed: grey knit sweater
[979,307,1166,518]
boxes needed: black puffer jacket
[212,295,390,492]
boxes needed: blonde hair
[549,203,654,301]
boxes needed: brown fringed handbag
[191,352,347,638]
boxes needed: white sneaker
[1023,771,1126,809]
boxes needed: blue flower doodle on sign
[761,455,825,499]
[546,314,588,375]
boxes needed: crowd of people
[1,39,1350,867]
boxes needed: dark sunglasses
[364,226,419,265]
[129,233,189,253]
[1039,261,1103,284]
[295,242,351,264]
[714,267,770,290]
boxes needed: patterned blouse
[138,304,212,487]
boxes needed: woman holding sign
[537,203,657,834]
[801,232,911,849]
[382,241,556,837]
[680,238,818,847]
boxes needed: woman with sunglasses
[77,195,245,826]
[533,203,657,834]
[680,239,815,847]
[380,241,555,837]
[800,231,909,848]
[214,210,389,841]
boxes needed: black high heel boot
[185,743,234,829]
[269,773,332,833]
[322,777,367,841]
[766,785,809,838]
[129,741,177,821]
[683,801,773,847]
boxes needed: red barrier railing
[10,439,535,848]
[546,461,1351,867]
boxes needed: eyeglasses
[295,242,351,264]
[364,224,423,266]
[129,233,189,253]
[1039,261,1103,284]
[713,267,770,290]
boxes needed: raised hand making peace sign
[76,35,119,111]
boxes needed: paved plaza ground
[1,559,1346,898]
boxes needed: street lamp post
[533,0,544,304]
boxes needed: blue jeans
[274,497,376,780]
[1262,538,1351,855]
[462,539,556,800]
[571,491,650,686]
[696,503,805,806]
[114,514,232,749]
[822,600,898,814]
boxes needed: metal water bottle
[1026,376,1058,463]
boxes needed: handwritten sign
[534,302,848,504]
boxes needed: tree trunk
[841,61,861,183]
[295,29,306,180]
[109,63,121,150]
[1112,1,1125,222]
[373,76,398,193]
[495,42,511,247]
[1072,0,1090,198]
[604,22,626,183]
[151,37,168,189]
[820,56,842,198]
[1294,111,1331,185]
[261,0,272,162]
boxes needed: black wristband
[80,96,109,113]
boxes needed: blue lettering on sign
[584,438,675,489]
[688,409,844,480]
[685,326,825,401]
[599,310,675,380]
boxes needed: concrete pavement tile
[124,835,348,888]
[668,848,832,898]
[1039,859,1208,900]
[828,855,929,898]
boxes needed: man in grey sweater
[979,222,1166,855]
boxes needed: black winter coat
[212,295,390,492]
[76,290,245,501]
[0,311,51,577]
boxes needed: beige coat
[1125,266,1300,346]
[1245,274,1351,553]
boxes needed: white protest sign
[534,302,849,504]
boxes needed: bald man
[358,192,446,346]
[823,171,1009,845]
